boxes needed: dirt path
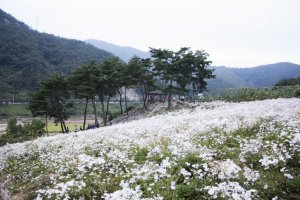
[0,124,6,135]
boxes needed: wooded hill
[0,9,112,101]
[207,62,300,91]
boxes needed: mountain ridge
[207,62,300,91]
[85,39,300,90]
[1,8,300,101]
[0,9,112,100]
[85,39,150,62]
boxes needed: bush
[125,104,137,113]
[23,119,45,137]
[108,110,121,121]
[1,118,45,146]
[6,116,23,135]
[295,89,300,97]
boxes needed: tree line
[29,47,215,133]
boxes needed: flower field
[0,98,300,199]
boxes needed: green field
[0,104,31,117]
[47,122,81,133]
[0,102,140,136]
[0,102,139,118]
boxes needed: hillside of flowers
[0,98,300,199]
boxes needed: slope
[85,39,150,62]
[207,62,300,91]
[0,9,112,100]
[0,98,300,199]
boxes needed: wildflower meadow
[0,98,299,199]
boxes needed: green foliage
[150,47,215,108]
[231,121,261,138]
[175,179,208,199]
[6,116,22,135]
[0,104,31,117]
[295,89,300,97]
[127,56,155,110]
[0,9,112,102]
[125,104,138,113]
[207,85,300,102]
[134,147,149,164]
[95,56,130,125]
[1,118,45,146]
[28,74,72,133]
[108,110,121,122]
[275,76,300,86]
[23,118,45,137]
[283,177,300,200]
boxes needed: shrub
[23,119,46,137]
[1,118,45,146]
[6,116,23,135]
[295,89,300,97]
[125,104,137,113]
[108,110,121,121]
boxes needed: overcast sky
[1,0,300,67]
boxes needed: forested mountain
[0,9,112,101]
[207,62,300,91]
[1,8,299,102]
[85,39,150,62]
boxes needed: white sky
[1,0,300,67]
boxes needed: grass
[1,102,140,134]
[0,104,31,117]
[46,123,80,133]
[0,102,139,119]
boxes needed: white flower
[243,167,260,183]
[203,181,257,199]
[284,173,293,179]
[0,98,299,199]
[180,168,191,177]
[170,181,176,190]
[209,159,241,180]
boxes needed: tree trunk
[125,86,128,116]
[91,97,98,126]
[143,92,148,109]
[60,118,65,133]
[62,119,67,133]
[168,79,173,108]
[139,84,148,111]
[119,90,123,114]
[101,98,105,126]
[60,121,64,133]
[163,80,167,103]
[83,97,88,130]
[45,115,48,136]
[104,96,110,126]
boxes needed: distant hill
[207,62,300,91]
[85,40,300,91]
[85,39,150,62]
[0,9,112,100]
